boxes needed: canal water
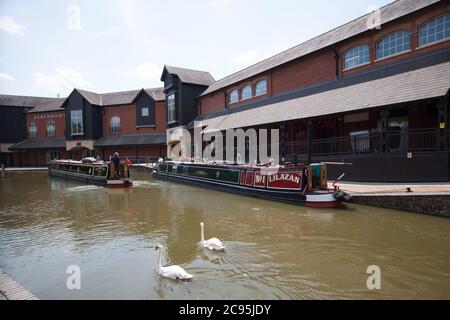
[0,171,449,300]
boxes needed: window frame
[46,121,56,138]
[142,107,149,117]
[343,44,371,70]
[376,30,411,60]
[255,80,268,97]
[419,13,450,48]
[110,116,121,134]
[241,85,253,101]
[29,122,37,138]
[229,89,239,104]
[70,110,84,136]
[167,92,177,124]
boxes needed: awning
[94,134,166,147]
[199,61,450,132]
[9,139,66,151]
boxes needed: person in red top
[124,157,132,178]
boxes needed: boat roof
[52,159,108,165]
[165,161,307,170]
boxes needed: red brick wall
[198,1,450,117]
[102,101,167,136]
[339,2,450,77]
[26,111,66,139]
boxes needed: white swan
[155,245,193,281]
[200,222,225,251]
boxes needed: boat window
[94,167,107,177]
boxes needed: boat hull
[49,169,132,188]
[153,170,343,208]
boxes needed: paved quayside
[333,182,450,218]
[0,269,38,300]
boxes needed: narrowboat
[48,158,133,188]
[153,161,351,208]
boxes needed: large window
[255,80,267,96]
[46,121,55,137]
[419,13,450,47]
[344,45,370,69]
[167,93,176,123]
[229,90,239,104]
[110,116,121,134]
[29,122,37,138]
[71,110,83,135]
[376,31,410,60]
[241,85,252,100]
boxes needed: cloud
[0,15,26,36]
[230,50,270,68]
[117,0,138,30]
[204,0,233,7]
[0,73,16,82]
[34,68,92,96]
[125,62,162,86]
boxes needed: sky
[0,0,393,98]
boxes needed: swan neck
[200,224,205,242]
[157,249,162,270]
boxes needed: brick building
[1,0,449,182]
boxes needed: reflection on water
[0,171,450,300]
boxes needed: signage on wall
[77,142,82,147]
[407,152,413,159]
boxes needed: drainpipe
[332,46,340,79]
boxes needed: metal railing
[284,128,441,158]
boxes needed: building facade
[1,0,449,182]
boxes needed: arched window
[29,122,37,138]
[241,85,252,100]
[376,31,410,59]
[419,13,450,47]
[229,90,239,104]
[255,80,267,96]
[110,116,121,134]
[46,121,55,137]
[344,45,370,70]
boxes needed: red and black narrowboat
[153,161,351,208]
[48,158,133,188]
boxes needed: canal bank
[334,182,450,218]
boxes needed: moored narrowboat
[48,158,133,188]
[153,161,351,208]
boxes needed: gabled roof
[201,0,441,96]
[0,94,59,108]
[161,65,215,86]
[65,87,166,107]
[144,87,166,101]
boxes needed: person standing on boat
[124,157,132,178]
[112,152,121,178]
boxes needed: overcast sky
[0,0,393,97]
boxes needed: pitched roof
[162,65,215,86]
[0,94,59,108]
[201,0,441,96]
[72,87,166,106]
[9,138,66,150]
[94,133,166,147]
[144,87,166,101]
[199,60,450,132]
[27,98,66,113]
